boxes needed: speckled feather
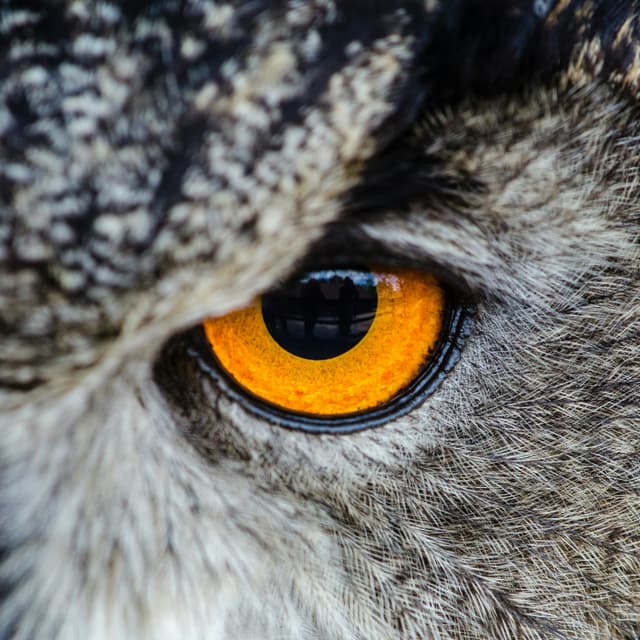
[1,1,639,639]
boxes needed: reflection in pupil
[262,269,378,360]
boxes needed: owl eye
[197,265,470,433]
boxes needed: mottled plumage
[1,1,639,638]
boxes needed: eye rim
[186,282,473,434]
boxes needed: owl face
[1,2,639,639]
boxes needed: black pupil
[262,268,378,360]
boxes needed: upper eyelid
[296,223,478,301]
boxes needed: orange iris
[202,267,446,417]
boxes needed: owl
[1,1,639,638]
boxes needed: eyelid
[297,227,476,300]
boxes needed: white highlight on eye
[533,0,554,18]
